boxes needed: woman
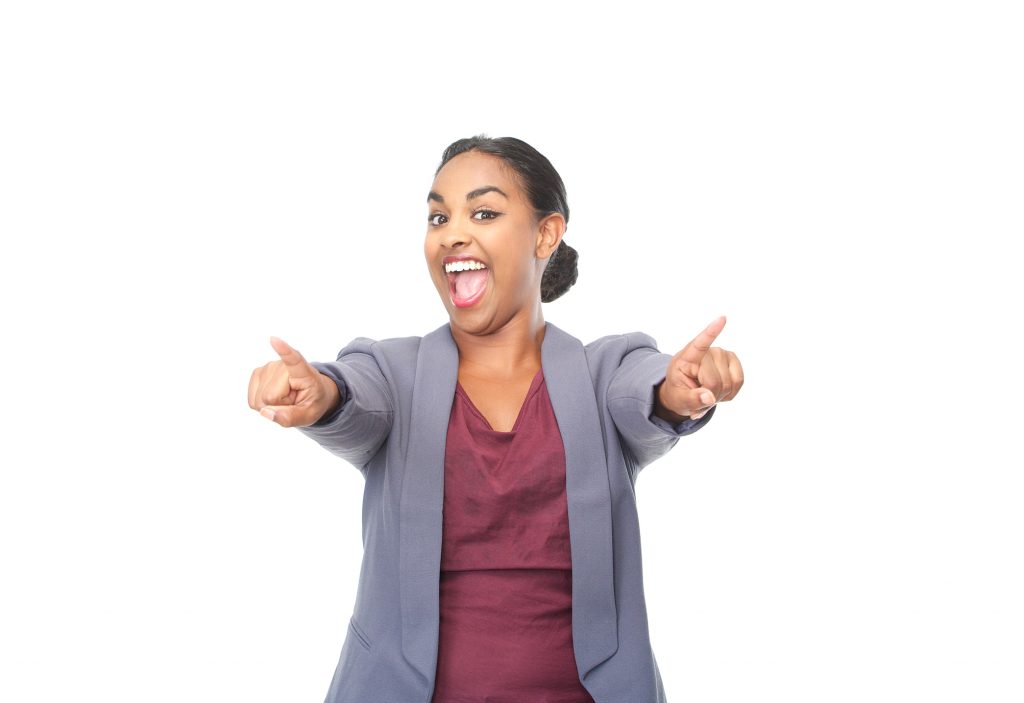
[248,135,744,702]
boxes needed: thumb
[259,404,303,428]
[682,387,716,417]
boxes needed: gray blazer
[298,321,715,703]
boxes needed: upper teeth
[445,260,488,273]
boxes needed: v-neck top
[455,369,542,433]
[430,368,596,702]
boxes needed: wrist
[318,372,343,417]
[654,381,690,423]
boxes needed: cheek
[424,239,441,268]
[494,229,536,267]
[495,261,533,293]
[423,243,442,284]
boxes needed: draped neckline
[454,368,544,434]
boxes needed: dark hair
[435,134,579,303]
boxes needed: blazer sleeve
[295,336,394,473]
[607,332,715,472]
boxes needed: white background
[2,1,1021,701]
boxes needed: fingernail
[691,410,707,420]
[701,391,715,405]
[260,408,276,421]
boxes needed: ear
[535,212,566,260]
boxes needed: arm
[607,334,715,473]
[295,338,394,473]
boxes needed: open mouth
[446,267,489,308]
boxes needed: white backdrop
[2,1,1021,701]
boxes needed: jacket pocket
[347,615,373,652]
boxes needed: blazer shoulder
[334,333,422,363]
[334,320,452,362]
[584,331,661,365]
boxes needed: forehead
[431,150,524,200]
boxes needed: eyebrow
[427,185,509,204]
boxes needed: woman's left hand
[656,315,744,421]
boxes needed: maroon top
[430,368,596,703]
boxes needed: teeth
[444,260,488,273]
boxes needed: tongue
[454,269,488,302]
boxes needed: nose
[439,220,471,250]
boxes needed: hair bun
[541,239,579,303]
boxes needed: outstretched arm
[607,336,713,474]
[608,317,743,474]
[296,339,394,472]
[251,335,394,474]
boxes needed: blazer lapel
[399,321,618,684]
[400,322,456,683]
[542,322,619,679]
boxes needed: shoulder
[334,328,436,362]
[550,328,665,393]
[544,322,659,361]
[338,334,421,357]
[583,330,661,365]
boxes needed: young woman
[248,136,744,703]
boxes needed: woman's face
[424,150,563,335]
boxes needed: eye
[428,213,447,226]
[473,209,500,221]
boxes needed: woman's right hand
[248,336,341,428]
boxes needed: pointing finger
[269,336,314,379]
[677,315,726,366]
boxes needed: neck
[449,302,547,380]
